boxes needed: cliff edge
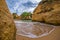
[32,0,60,25]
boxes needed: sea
[14,20,56,38]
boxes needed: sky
[6,0,41,15]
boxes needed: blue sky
[6,0,41,15]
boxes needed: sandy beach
[15,21,60,40]
[16,26,60,40]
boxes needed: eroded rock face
[32,0,60,25]
[0,0,16,40]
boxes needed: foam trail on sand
[15,21,56,38]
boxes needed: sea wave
[14,21,56,38]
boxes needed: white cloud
[35,0,41,2]
[30,0,41,3]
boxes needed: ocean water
[14,20,56,38]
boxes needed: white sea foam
[14,20,55,38]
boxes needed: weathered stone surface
[0,0,16,40]
[32,0,60,25]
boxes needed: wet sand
[16,26,60,40]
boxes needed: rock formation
[0,0,16,40]
[32,0,60,25]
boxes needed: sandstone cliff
[0,0,16,40]
[32,0,60,25]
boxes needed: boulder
[0,0,16,40]
[32,0,60,25]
